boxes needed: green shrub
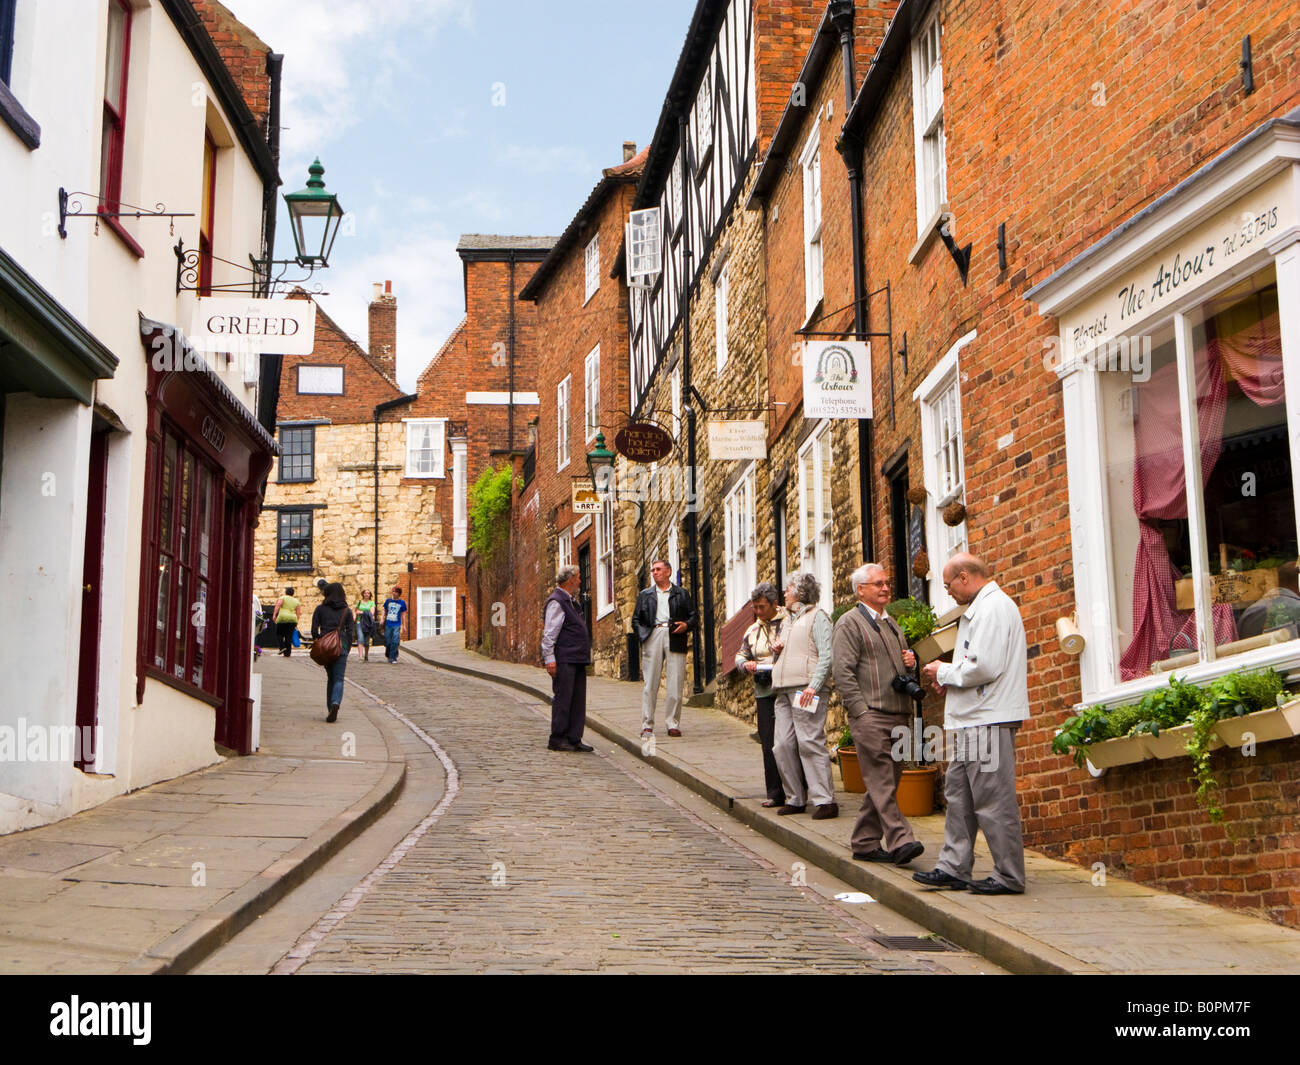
[885,597,938,644]
[468,465,516,565]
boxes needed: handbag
[291,628,301,648]
[310,611,347,667]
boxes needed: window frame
[584,344,600,443]
[584,232,600,304]
[99,0,132,213]
[451,436,467,556]
[800,124,823,321]
[277,424,315,483]
[557,374,571,471]
[275,507,314,572]
[416,586,457,637]
[695,67,713,163]
[911,9,947,236]
[796,421,834,613]
[914,331,974,614]
[404,417,446,479]
[723,463,757,617]
[198,128,218,296]
[595,497,615,619]
[557,527,572,571]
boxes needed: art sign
[802,340,872,419]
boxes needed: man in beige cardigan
[832,563,925,866]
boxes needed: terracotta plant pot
[897,765,938,817]
[837,746,866,793]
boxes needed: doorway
[700,521,717,683]
[578,542,593,635]
[75,426,109,770]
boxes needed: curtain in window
[1120,304,1283,678]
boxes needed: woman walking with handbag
[311,582,354,723]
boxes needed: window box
[1138,721,1220,760]
[1082,734,1150,770]
[1213,698,1300,747]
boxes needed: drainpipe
[373,393,417,606]
[508,250,517,451]
[678,110,703,694]
[832,1,874,562]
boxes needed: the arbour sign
[190,297,316,355]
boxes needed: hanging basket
[906,485,928,506]
[942,502,967,527]
[912,550,930,579]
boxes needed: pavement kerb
[401,643,1090,976]
[117,681,413,976]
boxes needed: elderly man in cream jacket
[914,553,1029,896]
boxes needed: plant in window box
[1210,667,1300,747]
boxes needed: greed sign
[191,298,316,355]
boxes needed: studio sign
[615,422,673,463]
[191,297,317,356]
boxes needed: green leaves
[885,597,938,644]
[467,464,517,566]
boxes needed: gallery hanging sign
[191,297,317,355]
[707,420,767,460]
[614,422,674,462]
[802,340,872,419]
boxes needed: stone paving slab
[0,655,411,974]
[406,632,1300,975]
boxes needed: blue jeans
[325,642,350,707]
[384,623,401,661]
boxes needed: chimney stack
[623,141,636,162]
[368,280,397,378]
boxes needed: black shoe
[570,741,594,753]
[892,841,925,866]
[776,804,806,816]
[548,740,577,752]
[811,803,839,820]
[912,868,969,890]
[853,848,894,863]
[966,876,1022,895]
[326,705,339,723]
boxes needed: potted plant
[897,762,938,817]
[836,726,866,793]
[888,597,960,662]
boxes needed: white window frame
[800,125,823,321]
[696,69,713,158]
[596,498,615,619]
[584,344,600,442]
[557,527,572,571]
[914,331,975,614]
[667,513,680,587]
[724,464,757,617]
[715,262,729,373]
[556,374,571,471]
[584,232,600,304]
[671,152,684,231]
[417,586,457,637]
[797,421,834,613]
[626,207,661,287]
[403,418,446,478]
[451,437,467,556]
[911,9,947,236]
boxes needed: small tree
[468,464,516,566]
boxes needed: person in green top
[354,589,376,661]
[273,586,299,657]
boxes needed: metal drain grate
[870,934,957,952]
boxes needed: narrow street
[203,656,987,975]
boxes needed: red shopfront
[137,317,276,754]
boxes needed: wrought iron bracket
[58,187,192,240]
[174,238,326,297]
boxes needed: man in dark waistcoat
[542,565,594,752]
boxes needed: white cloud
[312,225,464,393]
[496,143,596,176]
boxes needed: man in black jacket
[633,559,697,738]
[542,565,593,752]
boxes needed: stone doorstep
[401,640,1300,976]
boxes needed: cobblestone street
[277,658,953,974]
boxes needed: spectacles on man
[943,572,967,591]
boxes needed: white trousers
[640,627,684,730]
[773,689,834,807]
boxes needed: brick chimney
[368,280,396,378]
[622,140,637,162]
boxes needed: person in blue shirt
[381,585,407,663]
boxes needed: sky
[220,0,699,391]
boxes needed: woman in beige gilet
[769,571,837,820]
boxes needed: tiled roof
[456,234,558,252]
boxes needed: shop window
[1105,271,1294,679]
[278,425,314,483]
[276,509,313,571]
[147,429,219,689]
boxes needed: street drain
[870,934,956,952]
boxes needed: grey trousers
[935,724,1026,891]
[640,627,684,731]
[847,708,917,854]
[773,689,834,807]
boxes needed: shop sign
[615,422,673,462]
[802,340,872,419]
[191,298,316,355]
[572,480,603,514]
[707,420,767,460]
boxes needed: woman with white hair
[769,571,837,819]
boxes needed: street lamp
[586,431,616,499]
[283,158,345,268]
